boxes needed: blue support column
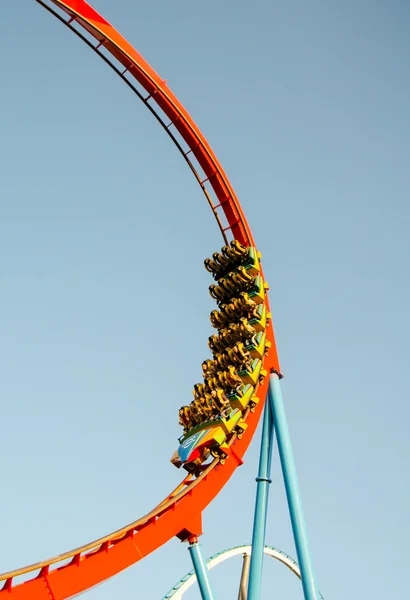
[247,398,275,600]
[188,539,215,600]
[268,373,318,600]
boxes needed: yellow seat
[245,331,266,359]
[242,246,261,276]
[249,395,260,411]
[249,275,269,305]
[235,418,248,436]
[249,304,267,332]
[204,257,222,276]
[221,240,248,262]
[259,367,268,385]
[218,408,243,435]
[238,358,263,386]
[227,383,255,411]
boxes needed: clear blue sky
[1,1,409,598]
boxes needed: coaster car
[210,273,268,307]
[205,243,261,280]
[212,342,252,372]
[210,291,268,331]
[204,240,250,279]
[173,241,269,474]
[171,409,247,471]
[209,274,253,304]
[208,315,264,355]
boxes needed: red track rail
[0,1,281,597]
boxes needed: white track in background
[162,544,311,599]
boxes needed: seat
[238,358,263,386]
[245,331,267,359]
[227,383,255,411]
[248,275,269,305]
[249,303,267,332]
[241,246,261,276]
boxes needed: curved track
[162,545,324,599]
[0,1,281,598]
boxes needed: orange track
[0,1,281,597]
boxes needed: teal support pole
[188,538,215,600]
[247,398,275,600]
[268,373,318,600]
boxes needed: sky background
[1,0,409,598]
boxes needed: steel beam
[268,373,318,600]
[188,538,215,600]
[247,398,275,599]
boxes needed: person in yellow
[179,406,193,432]
[210,388,231,418]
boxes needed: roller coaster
[1,2,322,599]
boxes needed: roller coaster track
[162,545,325,599]
[0,2,281,598]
